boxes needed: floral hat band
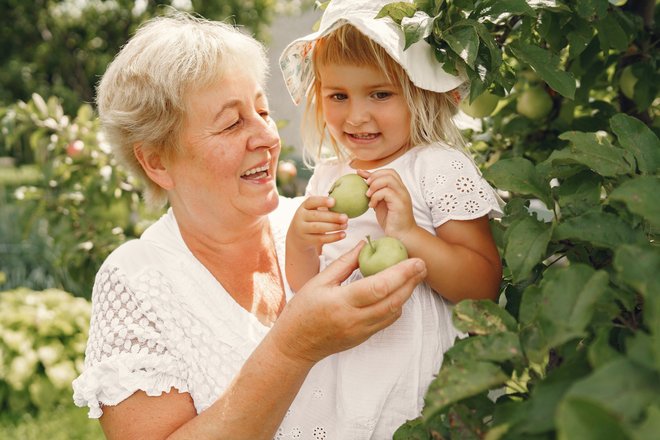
[279,0,466,105]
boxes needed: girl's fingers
[302,195,336,210]
[301,221,347,235]
[302,208,348,225]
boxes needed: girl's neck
[349,144,410,170]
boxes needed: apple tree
[376,1,659,438]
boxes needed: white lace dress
[72,197,300,419]
[276,143,504,439]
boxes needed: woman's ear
[134,144,174,190]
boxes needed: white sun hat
[279,0,466,105]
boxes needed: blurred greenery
[0,0,287,120]
[0,403,104,440]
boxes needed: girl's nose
[346,102,371,126]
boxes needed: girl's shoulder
[407,142,476,172]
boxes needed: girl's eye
[373,91,392,100]
[330,93,348,101]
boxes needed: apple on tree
[276,160,298,185]
[358,235,409,277]
[459,90,500,118]
[516,86,553,120]
[328,173,370,218]
[619,65,638,100]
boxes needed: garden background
[0,1,658,439]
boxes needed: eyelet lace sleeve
[72,266,188,418]
[419,148,503,227]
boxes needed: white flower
[37,342,64,367]
[7,353,39,390]
[46,361,78,389]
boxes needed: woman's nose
[247,116,280,150]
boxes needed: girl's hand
[287,195,348,254]
[358,169,416,240]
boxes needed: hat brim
[279,13,465,105]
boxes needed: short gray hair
[96,11,269,207]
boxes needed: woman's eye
[224,120,241,131]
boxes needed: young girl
[278,0,504,438]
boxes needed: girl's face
[318,62,412,169]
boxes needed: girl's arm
[362,169,501,303]
[98,245,428,440]
[399,216,501,302]
[285,196,348,291]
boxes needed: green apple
[328,173,370,218]
[459,91,500,118]
[358,235,409,277]
[516,87,553,120]
[619,65,638,99]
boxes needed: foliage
[0,0,296,122]
[375,0,660,439]
[0,94,160,298]
[0,288,91,417]
[0,403,104,440]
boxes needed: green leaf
[553,131,634,177]
[626,332,658,372]
[443,24,479,68]
[594,13,629,52]
[393,417,431,440]
[609,176,660,228]
[509,41,576,98]
[376,2,417,24]
[610,113,660,175]
[484,157,551,204]
[633,405,660,440]
[504,215,553,283]
[555,171,602,217]
[574,0,609,19]
[613,244,660,298]
[453,299,518,335]
[556,398,631,440]
[538,264,609,347]
[562,358,660,423]
[445,331,523,364]
[423,361,507,420]
[402,12,433,50]
[477,0,535,18]
[567,25,594,59]
[587,328,623,369]
[554,210,645,249]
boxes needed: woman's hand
[272,241,427,364]
[358,169,416,241]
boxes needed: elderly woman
[71,11,426,440]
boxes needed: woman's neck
[175,210,285,327]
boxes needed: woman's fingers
[344,258,426,308]
[305,241,365,287]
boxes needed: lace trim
[72,352,188,418]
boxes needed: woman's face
[167,68,281,224]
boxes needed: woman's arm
[99,243,427,440]
[401,216,502,302]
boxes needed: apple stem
[366,235,375,252]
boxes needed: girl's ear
[134,144,174,190]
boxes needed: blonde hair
[301,24,465,167]
[96,11,269,207]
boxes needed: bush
[0,94,161,298]
[379,1,660,439]
[0,288,91,416]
